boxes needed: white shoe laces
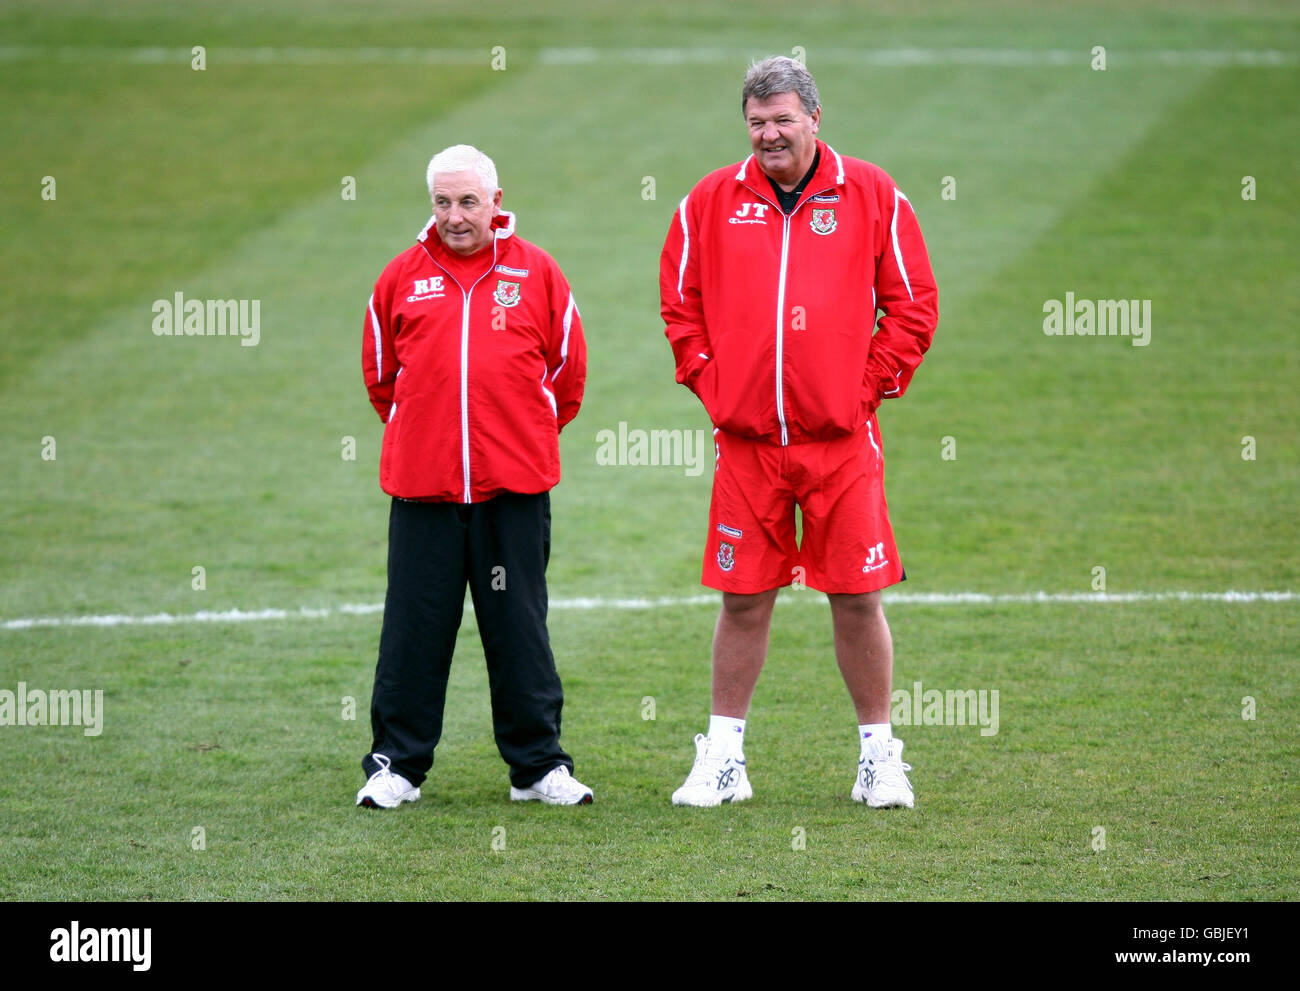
[542,766,584,798]
[682,734,728,789]
[868,747,913,791]
[365,753,401,795]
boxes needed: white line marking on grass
[540,47,1300,67]
[0,46,492,64]
[2,591,1293,631]
[0,46,1294,67]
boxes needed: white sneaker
[510,765,593,805]
[356,753,420,809]
[852,737,914,808]
[671,733,753,807]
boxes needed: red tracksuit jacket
[660,140,938,446]
[363,211,586,502]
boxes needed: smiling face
[745,90,820,189]
[431,170,502,255]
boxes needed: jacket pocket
[693,359,721,424]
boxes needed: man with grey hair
[661,57,938,808]
[357,144,593,808]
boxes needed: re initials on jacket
[409,276,446,300]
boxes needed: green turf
[0,0,1296,901]
[0,604,1294,900]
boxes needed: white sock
[708,714,746,757]
[860,723,892,757]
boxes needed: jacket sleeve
[362,274,400,423]
[546,264,586,432]
[660,192,717,415]
[864,185,938,411]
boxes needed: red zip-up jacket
[363,211,586,502]
[660,140,937,445]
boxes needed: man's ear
[810,107,821,134]
[492,188,503,213]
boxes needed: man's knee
[829,590,884,619]
[720,589,779,624]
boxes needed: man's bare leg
[710,589,779,718]
[671,589,777,806]
[834,589,913,806]
[828,590,893,723]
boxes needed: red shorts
[702,420,904,595]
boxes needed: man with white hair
[357,144,592,807]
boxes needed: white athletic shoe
[510,765,594,805]
[356,753,421,809]
[852,737,914,808]
[671,733,753,807]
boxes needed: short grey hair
[426,144,499,198]
[742,56,820,116]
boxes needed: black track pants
[363,493,572,789]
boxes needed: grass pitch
[0,0,1296,901]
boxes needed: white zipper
[746,178,836,448]
[774,213,792,447]
[459,285,473,503]
[455,241,501,504]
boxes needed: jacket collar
[416,209,517,256]
[734,140,844,197]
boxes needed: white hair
[426,144,499,198]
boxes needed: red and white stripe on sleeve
[362,284,399,422]
[865,185,938,407]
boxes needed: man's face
[745,91,820,188]
[431,170,502,255]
